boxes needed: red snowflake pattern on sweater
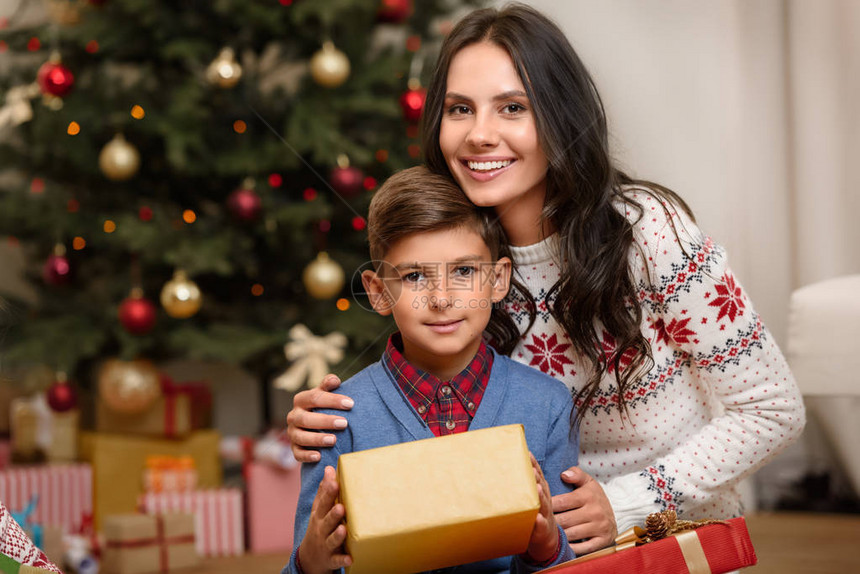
[707,272,745,322]
[598,330,638,375]
[523,332,575,377]
[651,316,697,346]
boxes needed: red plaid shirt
[383,333,492,436]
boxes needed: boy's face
[362,226,511,379]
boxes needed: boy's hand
[524,452,560,564]
[297,466,352,574]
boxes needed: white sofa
[786,274,860,495]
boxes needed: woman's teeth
[467,160,511,172]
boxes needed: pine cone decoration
[645,510,676,541]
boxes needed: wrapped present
[137,489,243,557]
[101,513,198,574]
[96,376,211,440]
[0,379,25,435]
[0,464,92,533]
[142,456,197,493]
[245,461,300,553]
[10,395,79,463]
[337,424,538,574]
[0,553,55,574]
[540,511,757,574]
[78,430,221,530]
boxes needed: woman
[287,3,805,555]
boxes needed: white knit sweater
[505,190,805,532]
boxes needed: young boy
[284,167,577,574]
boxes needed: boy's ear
[490,257,512,303]
[361,269,394,315]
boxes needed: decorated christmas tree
[0,0,481,408]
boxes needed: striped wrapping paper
[0,464,92,533]
[137,489,244,557]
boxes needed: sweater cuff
[602,474,661,533]
[513,525,575,573]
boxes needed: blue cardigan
[284,350,578,574]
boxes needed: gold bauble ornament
[309,41,350,88]
[206,47,243,89]
[303,252,345,299]
[99,134,140,181]
[98,358,161,415]
[160,270,202,319]
[47,0,82,26]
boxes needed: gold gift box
[102,513,198,574]
[79,430,221,529]
[96,395,192,439]
[337,424,539,574]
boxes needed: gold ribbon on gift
[547,510,726,571]
[272,324,347,392]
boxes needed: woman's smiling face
[439,41,549,222]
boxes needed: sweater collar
[508,232,561,266]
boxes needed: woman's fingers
[319,374,343,392]
[569,534,613,556]
[291,386,354,413]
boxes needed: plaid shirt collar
[382,332,493,425]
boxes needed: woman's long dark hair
[421,3,694,426]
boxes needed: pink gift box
[0,463,93,532]
[137,488,244,557]
[245,462,301,553]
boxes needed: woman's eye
[446,104,471,115]
[503,103,526,114]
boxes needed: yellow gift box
[79,430,221,529]
[337,424,539,574]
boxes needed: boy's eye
[402,271,424,283]
[452,265,476,277]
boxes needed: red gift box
[541,517,757,573]
[160,376,212,432]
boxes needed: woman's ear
[490,257,512,303]
[361,269,394,315]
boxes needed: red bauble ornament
[46,376,77,412]
[43,252,71,285]
[37,59,75,98]
[330,165,364,197]
[400,86,426,123]
[118,290,157,335]
[227,187,262,222]
[377,0,413,23]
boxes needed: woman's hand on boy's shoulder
[287,374,353,463]
[552,467,617,554]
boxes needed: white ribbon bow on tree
[273,324,347,391]
[0,83,40,131]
